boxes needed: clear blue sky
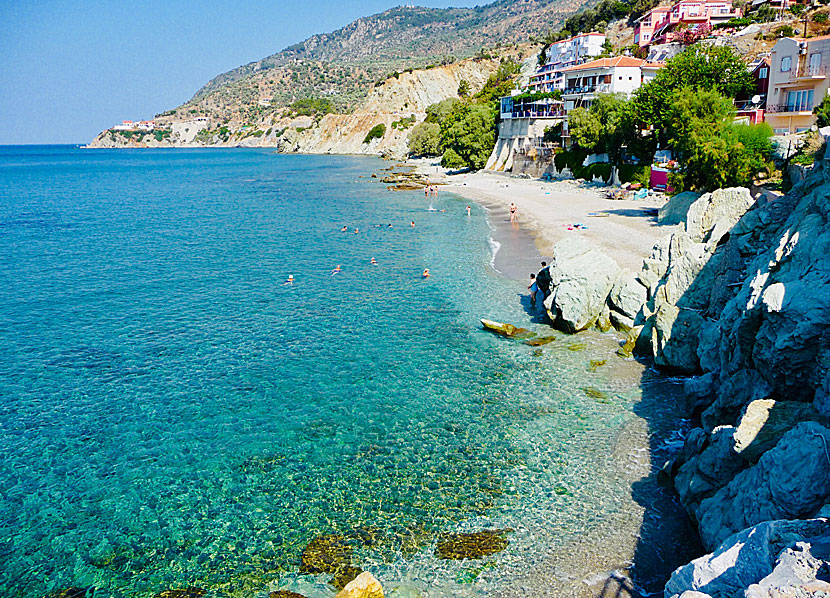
[0,1,479,145]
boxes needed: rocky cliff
[87,57,508,156]
[541,139,830,596]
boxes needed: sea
[0,147,689,598]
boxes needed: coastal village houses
[527,32,607,93]
[634,0,742,47]
[766,35,830,135]
[561,56,664,112]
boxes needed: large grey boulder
[732,399,825,462]
[695,422,830,550]
[665,518,830,598]
[686,187,755,243]
[543,237,621,332]
[674,426,746,517]
[608,270,648,319]
[659,191,701,225]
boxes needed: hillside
[192,0,592,101]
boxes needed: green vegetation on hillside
[363,124,386,144]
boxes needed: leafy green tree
[667,87,772,190]
[568,94,635,165]
[440,103,497,170]
[475,59,521,103]
[425,98,461,124]
[407,122,442,156]
[457,79,471,97]
[814,94,830,128]
[632,44,754,142]
[363,124,386,144]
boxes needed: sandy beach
[415,163,670,275]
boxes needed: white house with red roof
[561,56,665,111]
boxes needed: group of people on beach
[528,261,551,308]
[284,203,471,285]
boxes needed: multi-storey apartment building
[766,35,830,135]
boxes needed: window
[810,53,822,75]
[774,128,789,135]
[781,56,792,72]
[759,67,768,79]
[786,88,814,112]
[796,127,810,133]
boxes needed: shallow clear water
[0,147,660,598]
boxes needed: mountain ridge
[190,0,587,102]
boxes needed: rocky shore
[530,149,830,595]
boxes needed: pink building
[634,0,741,47]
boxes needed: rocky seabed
[540,143,830,597]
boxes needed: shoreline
[413,159,670,274]
[414,160,702,595]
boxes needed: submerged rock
[44,589,94,598]
[330,566,364,590]
[435,530,511,560]
[270,592,309,598]
[299,534,353,575]
[480,319,536,339]
[524,335,556,346]
[334,571,384,598]
[582,386,610,402]
[154,589,206,598]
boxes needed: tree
[568,107,603,152]
[474,59,521,103]
[457,79,471,97]
[407,122,442,156]
[425,98,461,124]
[666,87,772,190]
[568,94,635,165]
[815,94,830,128]
[440,103,497,170]
[632,44,754,139]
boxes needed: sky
[0,0,479,145]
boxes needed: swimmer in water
[466,205,471,216]
[422,268,430,278]
[371,257,377,265]
[331,265,341,275]
[284,274,294,285]
[354,228,359,234]
[410,221,415,227]
[341,226,348,232]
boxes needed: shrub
[457,80,471,97]
[439,103,497,170]
[814,12,828,23]
[815,94,830,127]
[408,122,441,156]
[363,124,386,144]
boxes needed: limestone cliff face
[87,58,501,155]
[277,58,500,157]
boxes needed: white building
[528,32,607,93]
[561,56,664,112]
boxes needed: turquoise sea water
[0,147,669,598]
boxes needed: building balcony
[767,103,814,114]
[563,83,612,95]
[788,65,827,81]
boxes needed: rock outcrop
[543,237,621,332]
[665,518,830,598]
[334,572,384,598]
[539,145,830,595]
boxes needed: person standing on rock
[536,261,551,299]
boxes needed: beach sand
[417,163,670,275]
